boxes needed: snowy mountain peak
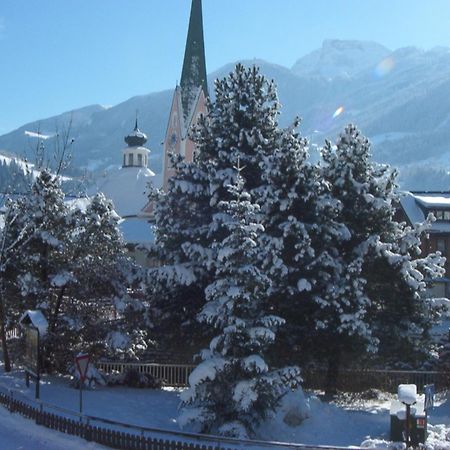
[292,39,390,79]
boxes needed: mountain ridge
[2,40,450,190]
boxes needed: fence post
[83,417,91,442]
[36,403,43,425]
[8,389,14,413]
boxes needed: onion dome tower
[122,118,150,168]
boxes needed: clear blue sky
[1,0,450,134]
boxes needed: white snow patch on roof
[96,166,155,218]
[415,194,450,208]
[19,310,48,335]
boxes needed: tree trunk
[0,292,11,372]
[49,286,65,334]
[325,344,341,397]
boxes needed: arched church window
[128,153,134,166]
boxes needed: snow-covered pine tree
[320,124,445,382]
[147,154,213,353]
[148,64,287,355]
[0,196,35,371]
[69,193,146,362]
[5,171,71,318]
[257,119,350,367]
[4,172,145,371]
[193,63,281,205]
[179,172,301,439]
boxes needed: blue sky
[1,0,450,134]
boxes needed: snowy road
[0,406,106,449]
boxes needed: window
[435,210,444,220]
[138,154,143,166]
[437,238,446,254]
[433,210,450,220]
[128,153,134,166]
[123,155,126,166]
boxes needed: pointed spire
[134,110,139,131]
[180,0,208,120]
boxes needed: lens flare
[374,56,395,78]
[332,106,344,119]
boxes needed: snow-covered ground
[1,366,450,449]
[0,404,107,449]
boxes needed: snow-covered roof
[118,217,154,244]
[400,191,450,233]
[97,166,155,218]
[415,194,450,208]
[399,192,425,224]
[19,310,48,335]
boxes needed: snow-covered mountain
[291,40,390,79]
[2,40,450,190]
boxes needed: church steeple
[180,0,208,120]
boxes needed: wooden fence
[0,385,360,450]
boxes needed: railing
[97,361,196,387]
[0,384,365,450]
[98,361,450,393]
[4,327,20,340]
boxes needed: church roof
[124,118,148,147]
[180,0,208,121]
[98,166,155,218]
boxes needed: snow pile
[397,384,417,405]
[360,439,405,450]
[427,424,450,450]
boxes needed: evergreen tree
[179,173,300,438]
[5,170,70,316]
[319,124,445,386]
[147,154,212,353]
[148,64,286,355]
[70,193,145,362]
[257,120,349,368]
[3,173,144,371]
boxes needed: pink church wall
[163,89,207,191]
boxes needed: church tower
[162,0,208,190]
[123,118,150,169]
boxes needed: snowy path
[0,406,106,450]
